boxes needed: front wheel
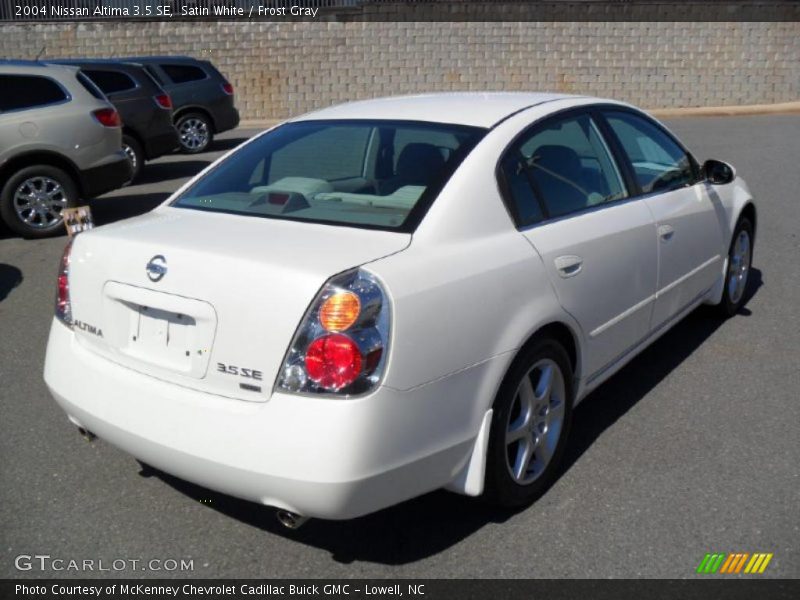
[0,165,78,238]
[718,217,754,317]
[484,338,574,508]
[176,112,213,154]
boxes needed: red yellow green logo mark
[697,553,773,574]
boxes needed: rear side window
[604,111,696,193]
[0,75,68,112]
[160,64,207,84]
[499,153,544,226]
[503,113,627,222]
[83,69,137,95]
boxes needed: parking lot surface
[1,118,798,578]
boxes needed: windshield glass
[171,119,486,232]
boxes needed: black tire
[0,165,78,239]
[483,337,574,508]
[718,217,754,317]
[176,112,213,154]
[122,134,144,183]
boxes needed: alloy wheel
[178,118,210,151]
[13,176,68,229]
[727,229,751,305]
[505,358,566,485]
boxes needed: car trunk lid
[68,208,410,401]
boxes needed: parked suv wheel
[0,165,78,238]
[122,135,144,183]
[176,112,213,153]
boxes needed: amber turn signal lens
[319,291,361,332]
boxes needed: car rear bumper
[79,152,132,198]
[214,106,239,133]
[43,319,490,519]
[143,128,180,160]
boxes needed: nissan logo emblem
[146,255,167,282]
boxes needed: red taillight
[55,240,73,325]
[92,108,121,128]
[153,93,172,109]
[221,82,234,95]
[305,334,363,391]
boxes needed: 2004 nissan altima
[44,93,756,526]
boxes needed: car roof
[0,60,79,76]
[49,58,146,69]
[117,56,202,64]
[295,92,590,128]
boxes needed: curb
[239,101,800,128]
[648,101,800,118]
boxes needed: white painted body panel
[644,184,725,328]
[44,93,755,519]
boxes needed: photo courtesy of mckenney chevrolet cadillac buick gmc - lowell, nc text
[43,92,756,528]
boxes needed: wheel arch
[121,126,144,147]
[173,106,216,132]
[0,151,84,198]
[739,201,757,242]
[515,320,581,383]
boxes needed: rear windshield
[171,120,486,232]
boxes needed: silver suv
[0,61,131,238]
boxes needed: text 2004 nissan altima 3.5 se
[44,93,756,527]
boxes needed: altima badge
[146,255,167,282]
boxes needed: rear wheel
[484,338,574,508]
[122,134,144,183]
[718,217,753,317]
[0,165,78,238]
[176,112,213,153]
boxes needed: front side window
[503,113,627,222]
[172,120,485,231]
[0,75,67,112]
[604,111,696,193]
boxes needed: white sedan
[44,93,756,526]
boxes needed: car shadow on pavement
[151,269,762,566]
[0,264,23,303]
[88,192,172,226]
[559,267,763,479]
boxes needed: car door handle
[658,224,675,241]
[554,255,583,278]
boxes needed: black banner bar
[3,579,800,600]
[1,0,800,23]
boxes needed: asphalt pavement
[0,117,798,578]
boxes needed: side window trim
[589,107,642,197]
[595,107,703,199]
[496,106,633,229]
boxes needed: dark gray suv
[0,61,131,238]
[123,56,240,154]
[51,59,180,181]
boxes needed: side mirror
[703,159,735,185]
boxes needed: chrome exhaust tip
[276,510,309,530]
[77,427,96,442]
